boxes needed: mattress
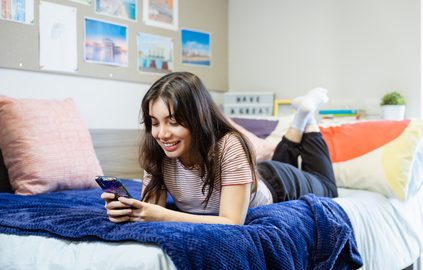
[335,188,423,270]
[0,187,421,270]
[0,234,176,270]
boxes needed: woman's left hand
[118,197,169,222]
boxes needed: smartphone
[95,176,133,199]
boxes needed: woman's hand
[101,192,133,223]
[118,197,169,222]
[102,189,249,224]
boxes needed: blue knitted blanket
[0,180,362,270]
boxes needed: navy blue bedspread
[0,180,362,270]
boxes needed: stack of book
[319,109,364,122]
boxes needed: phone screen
[95,176,133,198]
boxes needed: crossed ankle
[292,87,329,113]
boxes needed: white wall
[229,0,421,118]
[0,68,226,128]
[1,0,420,127]
[0,68,148,129]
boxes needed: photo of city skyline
[84,18,128,66]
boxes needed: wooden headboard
[90,129,143,179]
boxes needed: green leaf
[380,91,406,105]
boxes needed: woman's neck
[179,155,200,169]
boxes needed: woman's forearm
[118,197,244,225]
[162,208,241,225]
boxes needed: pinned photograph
[39,1,77,72]
[69,0,91,6]
[143,0,178,30]
[84,18,128,67]
[137,32,173,74]
[0,0,34,24]
[96,0,136,21]
[181,28,211,67]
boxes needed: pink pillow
[0,96,103,195]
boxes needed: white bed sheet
[335,188,423,270]
[1,188,422,270]
[0,234,176,270]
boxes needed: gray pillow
[0,150,12,193]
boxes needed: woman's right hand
[101,192,133,223]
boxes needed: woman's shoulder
[217,131,251,165]
[219,131,243,144]
[218,131,247,152]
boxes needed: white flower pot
[381,105,405,120]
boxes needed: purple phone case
[95,176,133,198]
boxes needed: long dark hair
[139,72,257,206]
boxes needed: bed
[0,97,422,269]
[0,184,421,270]
[229,115,423,270]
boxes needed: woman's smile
[149,98,193,164]
[161,141,180,151]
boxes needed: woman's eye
[151,122,159,127]
[168,116,179,126]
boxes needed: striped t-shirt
[142,133,273,214]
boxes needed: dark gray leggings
[257,132,338,203]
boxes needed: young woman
[101,72,338,225]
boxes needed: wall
[0,0,228,90]
[1,0,420,126]
[0,0,228,129]
[0,68,147,129]
[229,0,421,118]
[0,67,225,129]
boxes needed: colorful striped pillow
[0,96,103,195]
[321,120,423,200]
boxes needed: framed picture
[180,28,211,67]
[137,32,173,74]
[95,0,136,21]
[69,0,91,6]
[0,0,34,24]
[39,1,78,72]
[143,0,178,31]
[84,17,128,67]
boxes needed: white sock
[290,87,329,131]
[291,109,312,132]
[307,112,317,127]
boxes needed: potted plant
[380,91,406,120]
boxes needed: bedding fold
[0,180,362,270]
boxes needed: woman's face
[149,98,194,166]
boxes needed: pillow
[0,96,103,195]
[0,150,12,193]
[232,117,279,139]
[229,115,293,161]
[320,120,423,200]
[232,115,423,200]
